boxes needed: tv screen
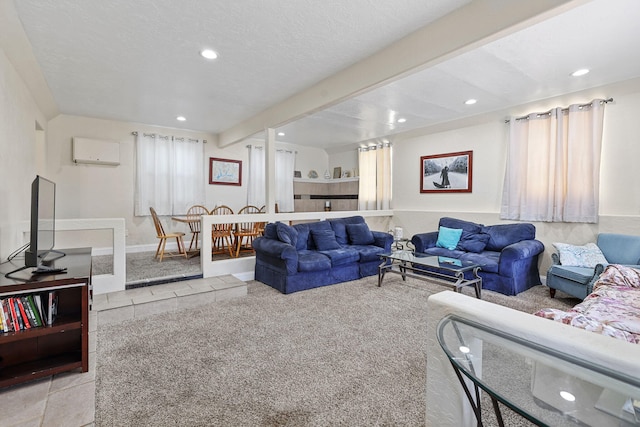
[25,175,56,267]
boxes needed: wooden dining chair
[149,207,188,261]
[186,204,209,251]
[210,205,235,257]
[234,205,264,257]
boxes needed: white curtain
[501,99,606,223]
[275,149,295,212]
[376,142,392,210]
[359,143,392,210]
[247,145,265,207]
[135,133,204,216]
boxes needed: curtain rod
[246,144,297,153]
[504,98,613,123]
[131,131,207,143]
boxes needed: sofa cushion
[276,222,298,246]
[456,231,490,253]
[553,242,608,268]
[330,221,348,245]
[436,226,463,250]
[598,233,640,264]
[297,250,332,272]
[311,229,341,251]
[547,265,594,284]
[459,251,500,273]
[293,224,310,251]
[346,223,375,245]
[483,223,536,251]
[318,248,360,266]
[440,217,483,234]
[423,247,466,258]
[264,223,277,239]
[350,244,386,262]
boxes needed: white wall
[0,47,46,259]
[45,116,336,251]
[392,85,640,275]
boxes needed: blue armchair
[546,233,640,299]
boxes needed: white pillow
[553,242,608,268]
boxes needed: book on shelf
[0,299,8,332]
[43,291,58,326]
[11,298,25,331]
[16,298,31,329]
[27,295,43,327]
[3,298,17,332]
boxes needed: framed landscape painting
[209,157,242,186]
[420,150,473,193]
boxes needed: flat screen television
[25,175,57,267]
[4,175,66,279]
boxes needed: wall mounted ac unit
[72,137,120,165]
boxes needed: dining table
[171,216,202,258]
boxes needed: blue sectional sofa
[253,216,393,294]
[410,217,544,295]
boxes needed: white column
[265,128,277,214]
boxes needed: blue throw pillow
[436,226,463,250]
[311,229,341,251]
[346,223,375,245]
[276,222,298,247]
[294,224,310,251]
[456,231,490,253]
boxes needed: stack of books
[0,291,58,333]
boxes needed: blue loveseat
[410,217,544,295]
[547,233,640,300]
[252,216,393,294]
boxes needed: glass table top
[437,315,640,426]
[381,251,479,272]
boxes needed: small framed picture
[333,167,342,179]
[209,157,242,186]
[294,170,302,178]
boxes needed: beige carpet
[95,276,578,426]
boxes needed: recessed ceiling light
[277,132,285,136]
[176,116,186,121]
[397,118,407,123]
[571,68,589,77]
[465,99,477,105]
[200,49,218,60]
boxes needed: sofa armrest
[411,231,439,253]
[551,252,560,265]
[252,237,299,274]
[372,231,394,252]
[498,239,545,276]
[585,263,607,294]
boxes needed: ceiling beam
[218,0,588,148]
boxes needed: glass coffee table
[437,315,640,426]
[378,251,482,298]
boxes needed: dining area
[151,204,266,262]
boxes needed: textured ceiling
[11,0,640,150]
[13,0,468,137]
[277,0,640,149]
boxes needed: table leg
[474,267,482,299]
[378,258,388,287]
[400,260,407,281]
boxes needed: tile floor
[0,275,247,427]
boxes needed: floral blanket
[534,264,640,344]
